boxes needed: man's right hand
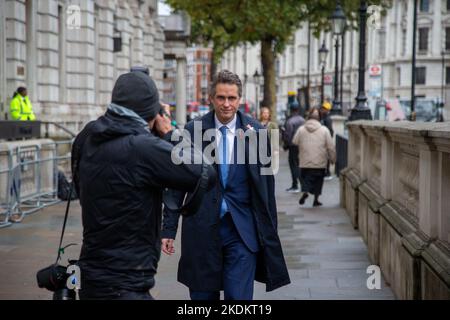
[161,238,175,255]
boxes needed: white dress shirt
[214,113,237,164]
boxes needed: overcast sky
[158,1,172,15]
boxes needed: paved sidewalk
[252,154,394,300]
[0,151,394,300]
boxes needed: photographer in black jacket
[73,70,215,300]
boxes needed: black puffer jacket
[75,108,212,291]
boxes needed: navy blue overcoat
[162,110,290,292]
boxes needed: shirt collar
[214,113,237,134]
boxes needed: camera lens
[53,288,76,300]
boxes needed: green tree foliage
[166,0,391,118]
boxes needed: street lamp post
[333,38,340,114]
[349,0,372,121]
[253,69,261,117]
[307,20,311,111]
[319,41,329,105]
[340,27,346,113]
[330,1,346,115]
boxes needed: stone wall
[0,0,164,134]
[340,121,450,300]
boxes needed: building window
[290,46,295,72]
[447,0,450,12]
[419,0,429,12]
[446,67,450,85]
[378,30,386,59]
[418,27,428,53]
[397,67,401,86]
[415,67,426,85]
[446,27,450,51]
[401,29,407,56]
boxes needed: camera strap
[53,122,96,264]
[55,182,74,264]
[162,162,211,216]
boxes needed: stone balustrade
[340,121,450,300]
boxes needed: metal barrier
[41,121,77,139]
[335,134,348,177]
[0,139,73,228]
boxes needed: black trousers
[79,283,154,300]
[288,146,301,188]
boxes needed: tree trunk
[261,38,277,121]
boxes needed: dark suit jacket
[162,110,290,292]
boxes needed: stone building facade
[219,0,450,119]
[0,0,165,131]
[219,44,262,111]
[186,46,212,104]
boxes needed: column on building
[130,2,144,67]
[64,0,97,124]
[176,56,187,128]
[5,0,29,120]
[114,1,133,77]
[153,22,165,95]
[96,0,115,109]
[26,0,38,104]
[0,0,6,118]
[36,0,59,120]
[143,20,155,77]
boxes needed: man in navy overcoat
[161,70,290,300]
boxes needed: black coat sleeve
[135,135,207,191]
[161,189,184,239]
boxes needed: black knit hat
[111,71,161,121]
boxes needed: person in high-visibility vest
[9,87,36,121]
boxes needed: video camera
[36,259,79,300]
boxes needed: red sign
[369,64,382,77]
[323,75,333,84]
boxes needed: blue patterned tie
[219,126,229,218]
